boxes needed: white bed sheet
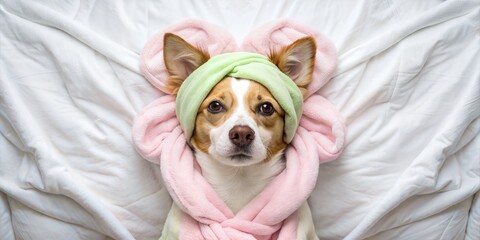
[0,0,478,239]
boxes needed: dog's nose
[229,126,255,147]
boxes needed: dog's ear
[163,33,210,94]
[270,37,316,98]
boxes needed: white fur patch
[195,150,285,213]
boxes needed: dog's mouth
[229,152,252,162]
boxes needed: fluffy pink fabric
[133,19,345,239]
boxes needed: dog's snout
[229,126,255,147]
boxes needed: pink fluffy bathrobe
[132,20,346,240]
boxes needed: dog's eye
[258,102,275,116]
[207,101,225,113]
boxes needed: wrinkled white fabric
[0,0,478,239]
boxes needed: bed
[0,0,478,239]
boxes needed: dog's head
[163,33,316,167]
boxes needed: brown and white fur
[163,33,318,239]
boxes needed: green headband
[176,52,303,143]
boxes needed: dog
[162,33,319,239]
